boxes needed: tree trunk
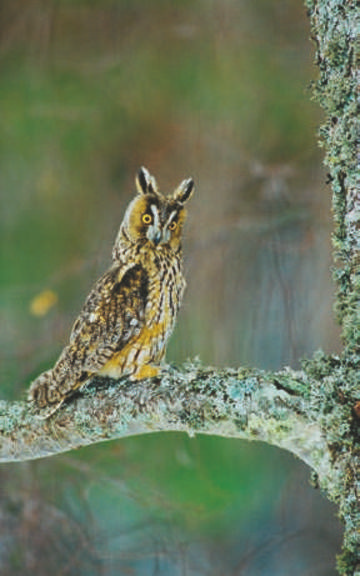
[305,0,360,574]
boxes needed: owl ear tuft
[136,167,158,195]
[173,178,194,204]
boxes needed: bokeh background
[0,1,343,574]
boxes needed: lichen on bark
[306,0,360,355]
[305,0,360,574]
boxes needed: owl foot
[131,364,161,380]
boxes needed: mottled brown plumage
[29,167,194,414]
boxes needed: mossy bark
[305,0,360,574]
[306,0,359,355]
[0,364,328,467]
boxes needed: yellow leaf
[30,290,58,317]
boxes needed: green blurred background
[0,1,343,574]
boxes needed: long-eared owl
[29,167,194,413]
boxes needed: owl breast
[99,248,185,379]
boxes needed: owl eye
[168,220,177,231]
[142,213,152,225]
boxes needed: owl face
[121,168,194,252]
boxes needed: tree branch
[2,363,330,471]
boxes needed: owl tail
[28,369,62,410]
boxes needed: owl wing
[29,261,148,409]
[67,261,148,377]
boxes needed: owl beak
[147,226,163,246]
[152,229,162,246]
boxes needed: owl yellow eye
[142,214,152,225]
[168,221,177,231]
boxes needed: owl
[29,167,194,414]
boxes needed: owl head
[113,167,194,258]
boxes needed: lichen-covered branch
[0,363,328,470]
[2,356,358,571]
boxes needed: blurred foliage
[0,0,342,574]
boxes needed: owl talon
[131,364,161,381]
